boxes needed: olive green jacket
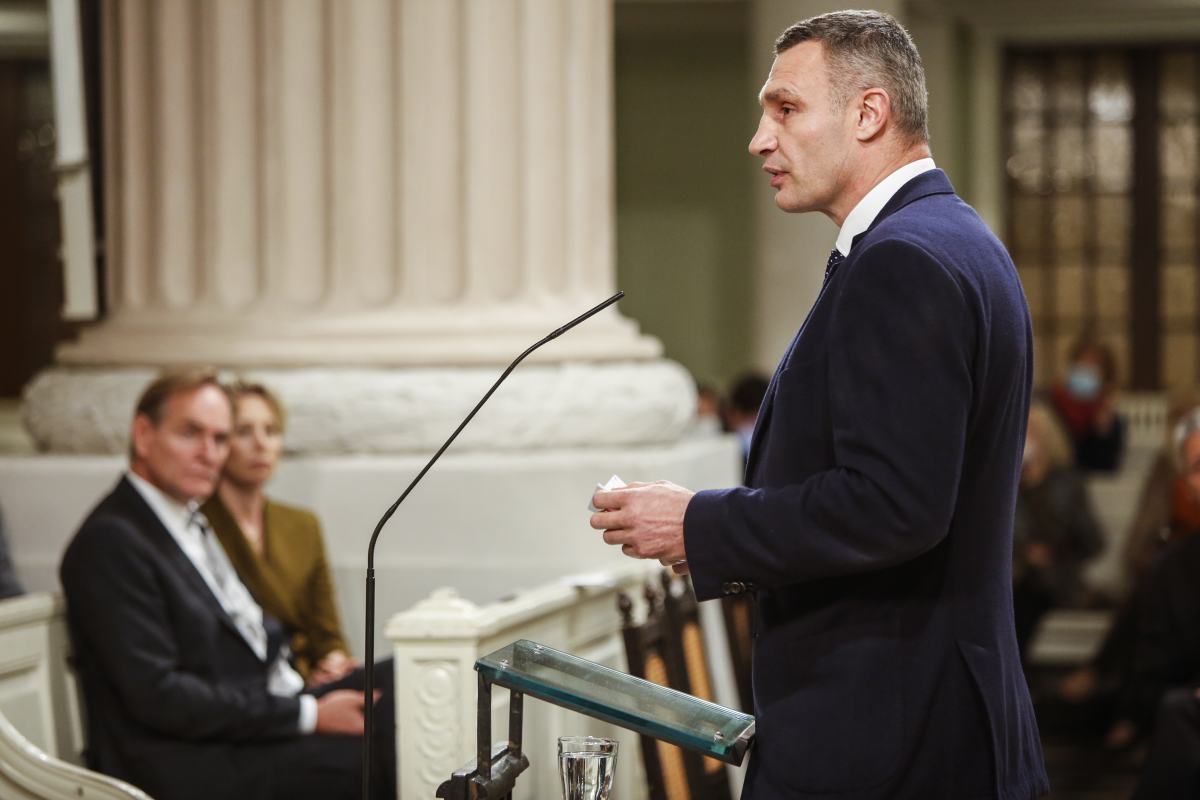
[201,495,348,679]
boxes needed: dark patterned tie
[825,248,845,282]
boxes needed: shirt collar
[126,470,198,538]
[835,157,936,257]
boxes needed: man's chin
[186,482,217,501]
[774,193,807,213]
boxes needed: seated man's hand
[315,688,379,736]
[308,649,358,687]
[589,480,694,567]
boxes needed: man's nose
[749,117,775,156]
[200,437,224,464]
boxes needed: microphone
[361,291,625,798]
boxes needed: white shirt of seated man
[126,470,318,733]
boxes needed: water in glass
[558,736,617,800]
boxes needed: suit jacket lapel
[743,170,957,482]
[112,477,249,646]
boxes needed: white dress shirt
[835,157,936,257]
[125,471,317,733]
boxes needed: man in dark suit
[591,10,1048,798]
[60,371,394,800]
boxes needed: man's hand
[589,480,694,569]
[314,688,379,736]
[308,649,358,687]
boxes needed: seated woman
[1012,401,1105,656]
[1049,336,1126,472]
[201,382,356,686]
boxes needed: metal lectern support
[435,673,529,800]
[438,639,756,800]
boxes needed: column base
[22,361,697,454]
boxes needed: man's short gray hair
[774,10,929,144]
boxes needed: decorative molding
[412,659,462,790]
[386,563,656,641]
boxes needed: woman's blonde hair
[225,380,286,432]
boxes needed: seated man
[60,371,394,800]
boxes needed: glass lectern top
[476,639,755,765]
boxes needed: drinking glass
[558,736,618,800]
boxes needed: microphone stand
[361,292,625,798]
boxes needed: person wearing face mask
[201,382,357,687]
[1050,337,1126,472]
[1012,401,1105,657]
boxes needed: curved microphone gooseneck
[361,292,625,798]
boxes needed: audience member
[60,371,394,800]
[1061,393,1200,718]
[202,382,355,686]
[1123,389,1200,580]
[723,372,769,468]
[1049,336,1125,472]
[1012,401,1104,656]
[692,381,724,437]
[1125,408,1200,796]
[0,505,23,599]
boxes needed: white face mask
[1066,364,1102,401]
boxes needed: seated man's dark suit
[60,476,394,800]
[685,170,1049,799]
[1125,535,1200,798]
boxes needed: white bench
[0,592,151,798]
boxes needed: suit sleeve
[685,239,974,598]
[61,516,303,742]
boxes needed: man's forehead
[161,385,232,424]
[758,43,824,105]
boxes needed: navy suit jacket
[685,171,1049,799]
[60,477,301,799]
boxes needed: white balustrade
[387,563,661,800]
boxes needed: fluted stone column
[26,0,697,453]
[9,0,741,663]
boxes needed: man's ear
[855,87,890,142]
[131,414,155,462]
